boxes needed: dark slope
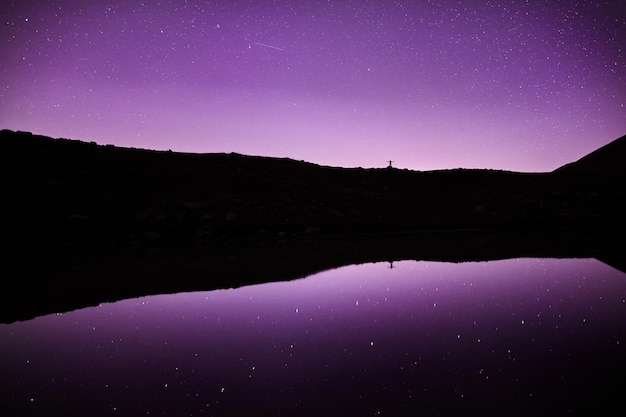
[544,134,626,233]
[3,129,623,247]
[553,133,626,177]
[1,129,625,323]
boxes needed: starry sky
[1,1,625,172]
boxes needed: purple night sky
[1,1,624,172]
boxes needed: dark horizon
[2,128,625,323]
[4,128,626,174]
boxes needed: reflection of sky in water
[1,258,625,416]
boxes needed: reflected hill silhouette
[2,230,624,323]
[1,129,625,322]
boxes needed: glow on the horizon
[1,1,624,172]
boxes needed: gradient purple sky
[1,1,624,172]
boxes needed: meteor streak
[253,41,284,51]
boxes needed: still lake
[1,258,625,416]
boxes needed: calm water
[1,258,625,416]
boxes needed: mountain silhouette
[1,129,624,322]
[553,134,626,178]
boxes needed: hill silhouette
[1,129,625,322]
[553,134,626,178]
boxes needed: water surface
[1,258,625,416]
